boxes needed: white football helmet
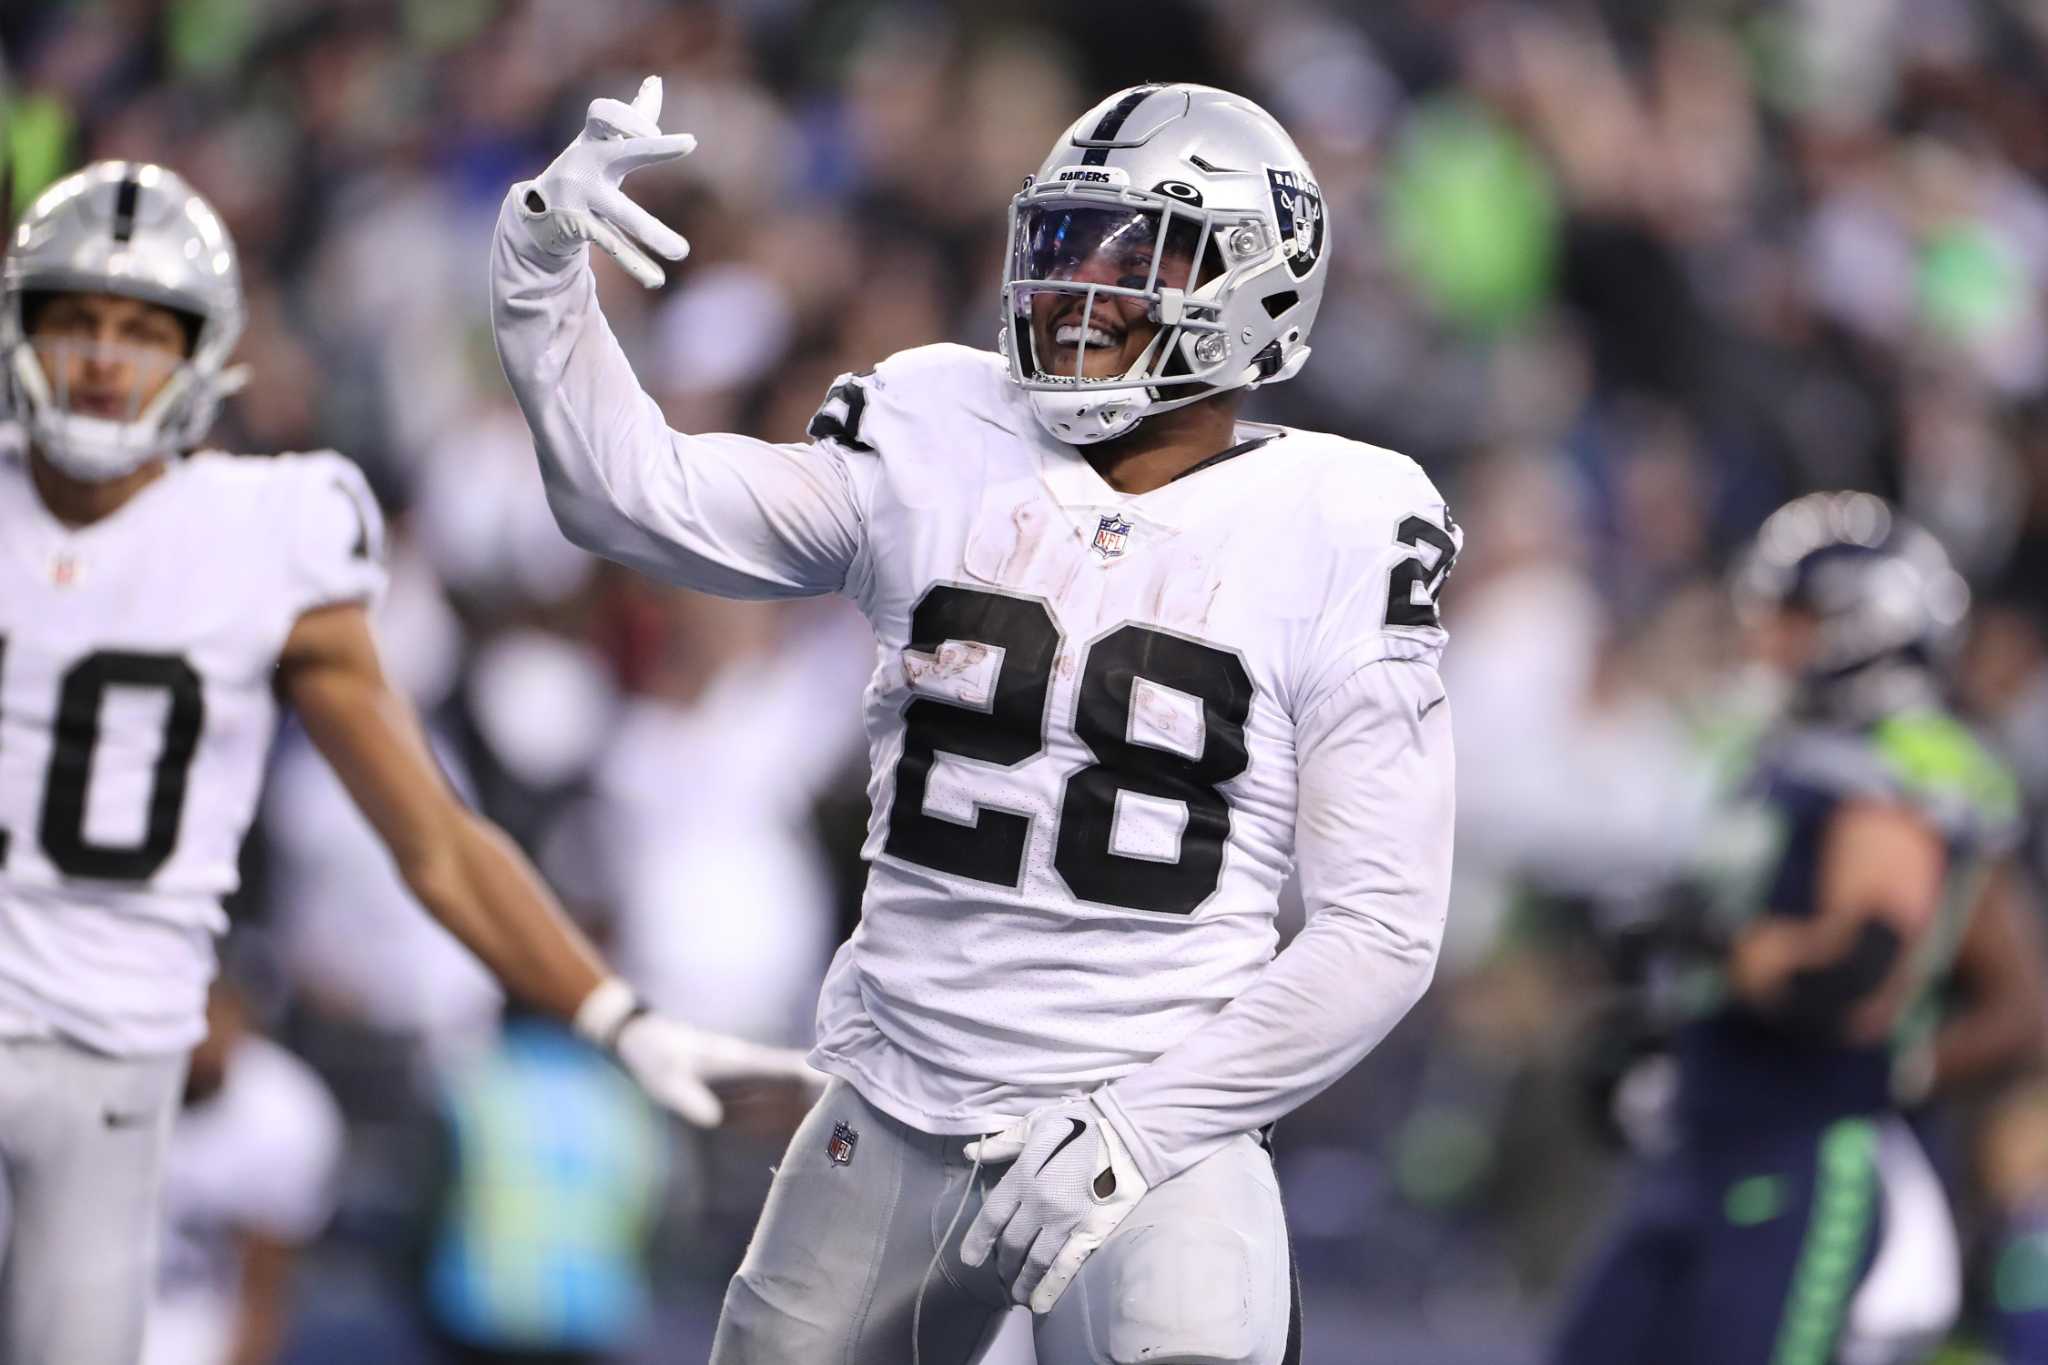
[2,161,246,481]
[1000,83,1329,444]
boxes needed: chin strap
[8,341,239,480]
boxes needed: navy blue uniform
[1551,709,2020,1365]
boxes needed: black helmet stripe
[1080,84,1167,166]
[111,173,141,243]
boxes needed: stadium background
[6,0,2048,1361]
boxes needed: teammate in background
[0,161,815,1365]
[495,78,1459,1364]
[1551,492,2046,1365]
[145,976,342,1365]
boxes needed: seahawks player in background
[0,163,814,1365]
[494,79,1458,1365]
[1551,493,2046,1365]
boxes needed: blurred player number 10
[0,637,203,879]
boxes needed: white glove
[959,1095,1149,1313]
[573,977,817,1127]
[512,75,696,289]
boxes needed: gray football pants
[711,1079,1295,1365]
[0,1038,186,1365]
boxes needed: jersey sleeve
[1289,451,1462,742]
[490,192,868,599]
[1096,656,1454,1185]
[284,453,388,618]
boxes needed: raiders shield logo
[1266,167,1325,279]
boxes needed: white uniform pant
[0,1038,186,1365]
[712,1079,1297,1365]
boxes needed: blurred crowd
[7,0,2048,1361]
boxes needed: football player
[1550,492,2041,1365]
[493,79,1460,1365]
[0,162,815,1365]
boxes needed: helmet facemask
[1000,183,1274,444]
[7,295,244,483]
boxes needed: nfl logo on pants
[827,1121,858,1166]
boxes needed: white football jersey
[809,348,1456,1129]
[494,219,1459,1149]
[0,436,385,1054]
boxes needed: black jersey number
[1385,514,1459,628]
[0,637,206,882]
[881,586,1252,915]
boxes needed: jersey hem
[806,1045,1031,1137]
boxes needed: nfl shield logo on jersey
[1091,514,1132,560]
[827,1120,859,1166]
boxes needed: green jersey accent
[1872,709,2022,841]
[1726,1174,1789,1227]
[1995,1230,2048,1315]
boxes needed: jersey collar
[1036,425,1287,519]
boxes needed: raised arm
[491,77,865,599]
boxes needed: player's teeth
[1054,324,1117,347]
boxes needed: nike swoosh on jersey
[1037,1117,1090,1174]
[1418,693,1448,722]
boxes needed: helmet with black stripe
[1001,83,1328,444]
[2,161,245,481]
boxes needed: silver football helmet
[2,161,246,480]
[1000,83,1329,444]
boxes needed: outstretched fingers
[585,215,665,289]
[601,187,691,263]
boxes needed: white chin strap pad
[1026,387,1149,445]
[10,343,205,482]
[29,410,174,481]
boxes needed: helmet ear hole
[1261,291,1298,320]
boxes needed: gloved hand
[573,977,818,1126]
[959,1095,1149,1313]
[512,75,695,288]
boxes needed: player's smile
[1035,294,1147,380]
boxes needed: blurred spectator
[590,590,870,1046]
[414,1004,669,1365]
[145,978,345,1365]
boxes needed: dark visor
[1013,206,1208,294]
